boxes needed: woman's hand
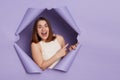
[55,43,69,58]
[69,42,78,51]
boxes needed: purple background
[0,0,120,80]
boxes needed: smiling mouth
[41,32,47,36]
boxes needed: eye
[38,25,42,29]
[45,24,48,27]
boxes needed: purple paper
[54,7,80,34]
[54,43,81,72]
[14,43,43,73]
[14,6,81,74]
[15,8,45,35]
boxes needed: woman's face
[37,20,49,41]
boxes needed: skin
[37,20,49,41]
[31,20,77,70]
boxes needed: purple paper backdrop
[0,0,120,80]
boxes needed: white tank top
[39,38,61,69]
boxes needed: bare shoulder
[31,42,38,47]
[31,42,41,49]
[56,34,64,41]
[55,34,65,47]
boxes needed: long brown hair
[31,17,55,43]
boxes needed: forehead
[37,20,47,25]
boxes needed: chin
[41,37,48,41]
[39,32,49,41]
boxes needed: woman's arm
[31,36,67,70]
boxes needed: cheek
[46,27,49,32]
[37,29,41,35]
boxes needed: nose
[41,27,46,31]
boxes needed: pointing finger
[63,43,69,48]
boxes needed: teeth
[41,32,47,35]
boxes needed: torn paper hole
[14,6,81,74]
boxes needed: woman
[31,17,77,70]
